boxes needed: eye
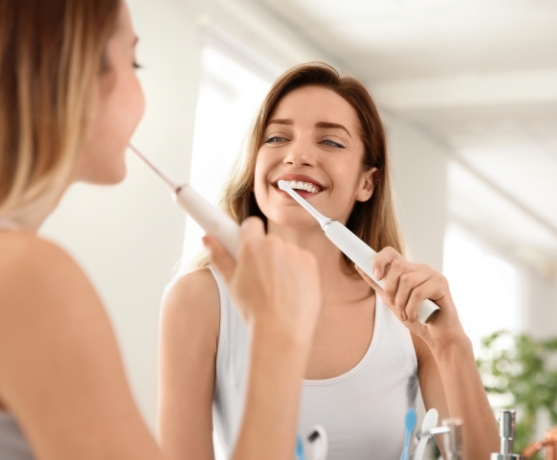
[133,62,144,70]
[320,139,345,148]
[264,136,288,144]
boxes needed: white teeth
[285,180,319,193]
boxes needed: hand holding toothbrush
[355,247,467,346]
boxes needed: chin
[101,163,127,185]
[79,162,127,185]
[265,208,320,229]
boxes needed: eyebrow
[316,121,351,138]
[267,119,352,138]
[267,119,293,126]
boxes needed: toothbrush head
[277,180,330,227]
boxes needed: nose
[283,141,316,167]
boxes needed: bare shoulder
[0,232,163,460]
[160,267,220,344]
[164,267,220,309]
[0,231,109,351]
[0,231,95,313]
[0,230,71,263]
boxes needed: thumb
[239,216,266,242]
[203,235,236,284]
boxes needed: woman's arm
[356,247,499,459]
[414,332,497,458]
[158,269,220,460]
[0,233,163,460]
[204,218,321,460]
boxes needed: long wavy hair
[192,62,405,270]
[0,0,121,225]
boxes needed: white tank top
[210,268,419,460]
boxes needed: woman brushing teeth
[160,63,499,459]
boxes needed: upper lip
[272,174,326,191]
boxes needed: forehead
[269,85,360,131]
[113,2,135,40]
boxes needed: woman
[160,63,500,459]
[0,1,321,459]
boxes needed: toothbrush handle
[324,221,440,325]
[175,185,241,258]
[400,434,411,460]
[413,437,429,460]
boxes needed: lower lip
[274,185,322,200]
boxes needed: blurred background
[40,0,557,456]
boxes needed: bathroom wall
[386,118,449,272]
[40,0,202,432]
[525,270,557,339]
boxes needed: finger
[240,216,266,242]
[371,246,402,281]
[357,265,404,321]
[237,217,267,265]
[203,235,236,284]
[406,284,430,324]
[394,269,432,320]
[406,280,438,323]
[381,259,412,320]
[355,265,384,295]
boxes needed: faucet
[491,410,523,460]
[428,418,464,460]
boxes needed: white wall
[40,0,202,432]
[386,118,448,271]
[525,270,557,339]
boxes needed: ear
[355,167,380,202]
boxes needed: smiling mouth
[273,180,323,194]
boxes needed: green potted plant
[476,330,557,459]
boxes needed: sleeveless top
[0,220,35,459]
[210,268,419,460]
[0,413,34,460]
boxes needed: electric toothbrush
[278,180,440,325]
[129,144,241,257]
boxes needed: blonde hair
[0,0,120,225]
[192,62,405,269]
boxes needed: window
[443,224,524,355]
[182,46,273,266]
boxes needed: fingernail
[373,269,381,280]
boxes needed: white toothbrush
[130,144,241,257]
[414,409,439,460]
[278,180,440,325]
[306,425,328,460]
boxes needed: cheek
[110,71,145,141]
[252,152,273,200]
[79,71,145,184]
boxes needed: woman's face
[254,85,377,229]
[78,2,145,184]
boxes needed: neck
[1,193,63,233]
[267,221,372,304]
